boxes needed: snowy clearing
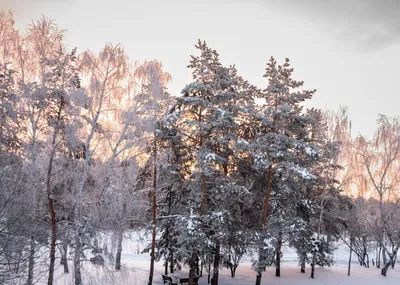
[33,233,400,285]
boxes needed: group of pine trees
[0,10,399,285]
[150,40,345,285]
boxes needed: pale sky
[1,0,400,138]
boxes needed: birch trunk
[46,107,62,285]
[60,240,69,273]
[27,236,35,285]
[115,230,123,270]
[74,232,82,285]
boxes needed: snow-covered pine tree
[157,40,256,285]
[155,88,202,275]
[250,57,320,284]
[154,135,188,275]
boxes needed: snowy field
[37,232,400,285]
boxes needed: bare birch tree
[354,115,400,276]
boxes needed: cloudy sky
[1,0,399,137]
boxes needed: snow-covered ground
[37,232,400,285]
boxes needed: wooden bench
[162,275,178,285]
[177,277,199,285]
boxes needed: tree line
[0,10,399,285]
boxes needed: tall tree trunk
[199,109,207,217]
[165,183,172,276]
[200,255,203,277]
[311,260,315,279]
[229,263,238,278]
[379,194,387,267]
[28,137,40,285]
[300,250,306,273]
[47,202,57,285]
[148,219,156,285]
[311,198,325,279]
[362,235,368,267]
[377,242,381,268]
[115,230,123,270]
[300,260,305,273]
[148,144,157,285]
[190,154,207,285]
[60,240,69,273]
[228,251,238,278]
[27,236,35,285]
[275,231,282,277]
[255,247,264,285]
[211,241,220,285]
[255,168,273,285]
[46,146,57,285]
[391,252,397,269]
[196,255,200,276]
[116,199,127,271]
[327,226,332,253]
[255,272,262,285]
[189,249,198,285]
[164,260,168,276]
[164,224,169,275]
[73,178,85,285]
[381,261,391,276]
[207,257,211,284]
[200,173,207,216]
[170,249,174,274]
[382,244,387,266]
[74,232,82,285]
[348,233,353,276]
[263,167,273,226]
[46,103,64,285]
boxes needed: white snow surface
[33,232,400,285]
